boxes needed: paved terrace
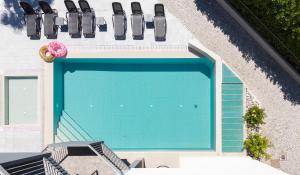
[0,0,193,70]
[1,0,300,174]
[0,0,192,151]
[160,0,300,174]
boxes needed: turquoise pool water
[54,58,215,150]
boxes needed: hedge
[227,0,300,73]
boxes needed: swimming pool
[54,58,215,150]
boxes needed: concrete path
[159,0,300,174]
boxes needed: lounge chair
[112,2,127,40]
[78,0,96,38]
[38,1,58,38]
[19,1,42,38]
[64,0,81,37]
[131,2,144,40]
[154,4,167,41]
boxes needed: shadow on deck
[1,0,54,29]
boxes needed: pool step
[55,111,94,143]
[222,64,244,153]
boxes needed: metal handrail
[89,142,130,174]
[0,165,10,175]
[100,143,130,171]
[44,146,68,164]
[43,157,66,175]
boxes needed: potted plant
[244,105,266,131]
[243,133,272,161]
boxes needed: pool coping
[43,39,230,159]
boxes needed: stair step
[44,158,69,175]
[55,127,71,143]
[16,166,45,175]
[6,160,43,171]
[61,112,93,140]
[35,171,46,175]
[58,118,82,141]
[54,111,95,143]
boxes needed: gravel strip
[160,0,300,174]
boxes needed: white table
[145,14,154,28]
[96,17,107,31]
[145,14,153,23]
[96,17,106,26]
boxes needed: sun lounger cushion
[68,12,79,34]
[131,15,143,36]
[82,12,94,34]
[114,15,126,37]
[154,16,166,39]
[26,15,38,36]
[44,13,56,35]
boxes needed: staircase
[43,141,130,175]
[89,142,130,174]
[43,157,69,175]
[43,146,68,165]
[0,153,69,175]
[222,64,244,152]
[4,158,44,175]
[53,112,130,174]
[55,111,95,143]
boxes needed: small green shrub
[243,133,272,160]
[244,105,266,129]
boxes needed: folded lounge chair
[38,1,58,38]
[112,2,127,40]
[78,0,96,37]
[154,4,167,41]
[64,0,81,37]
[19,1,42,38]
[131,2,144,40]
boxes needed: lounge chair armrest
[130,14,133,25]
[142,16,145,30]
[112,14,115,27]
[65,11,69,20]
[124,16,127,31]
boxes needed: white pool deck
[0,0,193,71]
[0,0,296,174]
